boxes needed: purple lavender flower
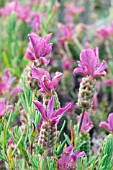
[26,33,52,66]
[34,96,71,125]
[64,2,84,24]
[24,42,36,61]
[29,13,41,31]
[28,33,52,58]
[58,23,74,43]
[97,27,109,39]
[0,0,18,17]
[0,69,16,96]
[97,22,113,39]
[104,79,113,86]
[32,67,63,95]
[57,145,86,170]
[0,99,7,119]
[73,48,107,78]
[0,99,12,119]
[78,112,93,134]
[0,0,34,23]
[62,56,73,70]
[99,113,113,134]
[34,96,71,149]
[10,87,24,97]
[16,4,35,23]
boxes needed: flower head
[73,48,107,78]
[32,67,63,95]
[0,99,12,119]
[57,145,86,170]
[62,56,73,70]
[104,79,113,86]
[28,33,52,58]
[25,33,52,66]
[34,96,71,125]
[58,23,74,43]
[78,112,93,134]
[29,13,41,31]
[10,87,24,97]
[16,4,34,23]
[0,69,16,96]
[99,113,113,134]
[64,2,84,24]
[0,0,18,17]
[0,99,7,119]
[97,22,113,39]
[0,0,34,23]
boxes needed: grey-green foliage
[79,133,91,159]
[97,134,113,170]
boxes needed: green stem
[3,121,7,154]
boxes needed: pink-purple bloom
[0,69,16,96]
[0,99,12,119]
[0,0,34,23]
[99,113,113,134]
[34,96,71,125]
[104,79,113,86]
[10,87,24,97]
[32,67,63,94]
[58,23,74,42]
[78,112,93,134]
[64,2,84,24]
[29,13,41,31]
[62,56,73,70]
[0,0,18,17]
[26,33,52,65]
[73,48,107,78]
[0,99,7,119]
[57,145,86,170]
[97,22,113,39]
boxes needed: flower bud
[38,121,57,150]
[77,76,96,109]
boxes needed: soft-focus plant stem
[78,109,85,134]
[3,120,7,154]
[73,38,83,52]
[43,150,48,170]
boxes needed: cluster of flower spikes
[73,47,107,110]
[26,32,71,150]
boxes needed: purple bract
[73,48,107,78]
[34,96,71,125]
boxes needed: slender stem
[78,109,85,134]
[43,150,48,170]
[3,120,7,154]
[30,142,33,155]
